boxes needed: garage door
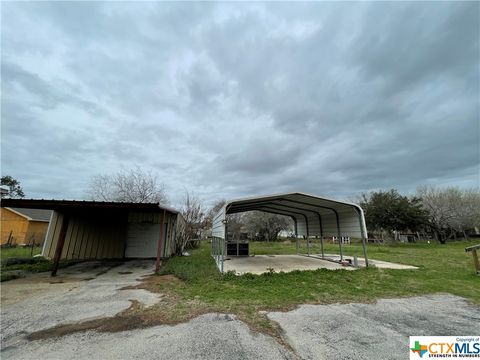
[125,223,160,258]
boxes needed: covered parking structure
[211,192,369,273]
[0,199,183,276]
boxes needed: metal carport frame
[211,192,369,272]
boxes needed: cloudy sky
[1,2,479,207]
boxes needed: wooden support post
[155,209,166,273]
[7,230,13,247]
[472,249,480,275]
[51,214,70,277]
[465,244,480,275]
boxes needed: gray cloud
[1,2,478,208]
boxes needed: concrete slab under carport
[222,255,356,274]
[222,254,418,274]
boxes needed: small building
[1,207,52,246]
[0,199,185,275]
[393,230,419,243]
[0,185,9,197]
[329,236,351,244]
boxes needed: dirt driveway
[1,260,479,360]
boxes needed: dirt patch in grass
[27,298,212,341]
[27,300,145,340]
[120,274,181,293]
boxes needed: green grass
[159,240,480,308]
[1,246,42,260]
[1,246,51,281]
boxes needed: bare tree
[86,167,168,204]
[243,211,291,241]
[204,199,226,229]
[174,191,206,255]
[226,212,247,240]
[417,186,480,242]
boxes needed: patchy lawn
[1,246,52,281]
[153,240,479,340]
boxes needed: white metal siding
[212,205,226,238]
[125,223,160,258]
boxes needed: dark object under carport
[226,240,249,256]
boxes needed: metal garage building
[0,199,184,275]
[212,192,369,272]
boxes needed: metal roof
[0,199,180,214]
[224,192,362,214]
[210,192,370,271]
[7,207,53,222]
[213,192,368,239]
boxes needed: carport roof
[211,192,370,271]
[224,192,363,216]
[212,192,368,239]
[0,198,179,214]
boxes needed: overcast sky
[1,2,479,207]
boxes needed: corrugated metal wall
[163,212,183,257]
[290,209,363,238]
[43,211,127,260]
[127,211,179,258]
[212,205,226,239]
[42,210,181,260]
[211,201,364,239]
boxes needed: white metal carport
[211,192,369,272]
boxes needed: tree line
[359,187,479,243]
[3,169,479,250]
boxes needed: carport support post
[155,209,166,273]
[320,236,324,259]
[222,219,226,273]
[355,207,369,268]
[334,211,343,261]
[51,214,70,277]
[361,237,369,268]
[317,214,324,259]
[338,234,343,262]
